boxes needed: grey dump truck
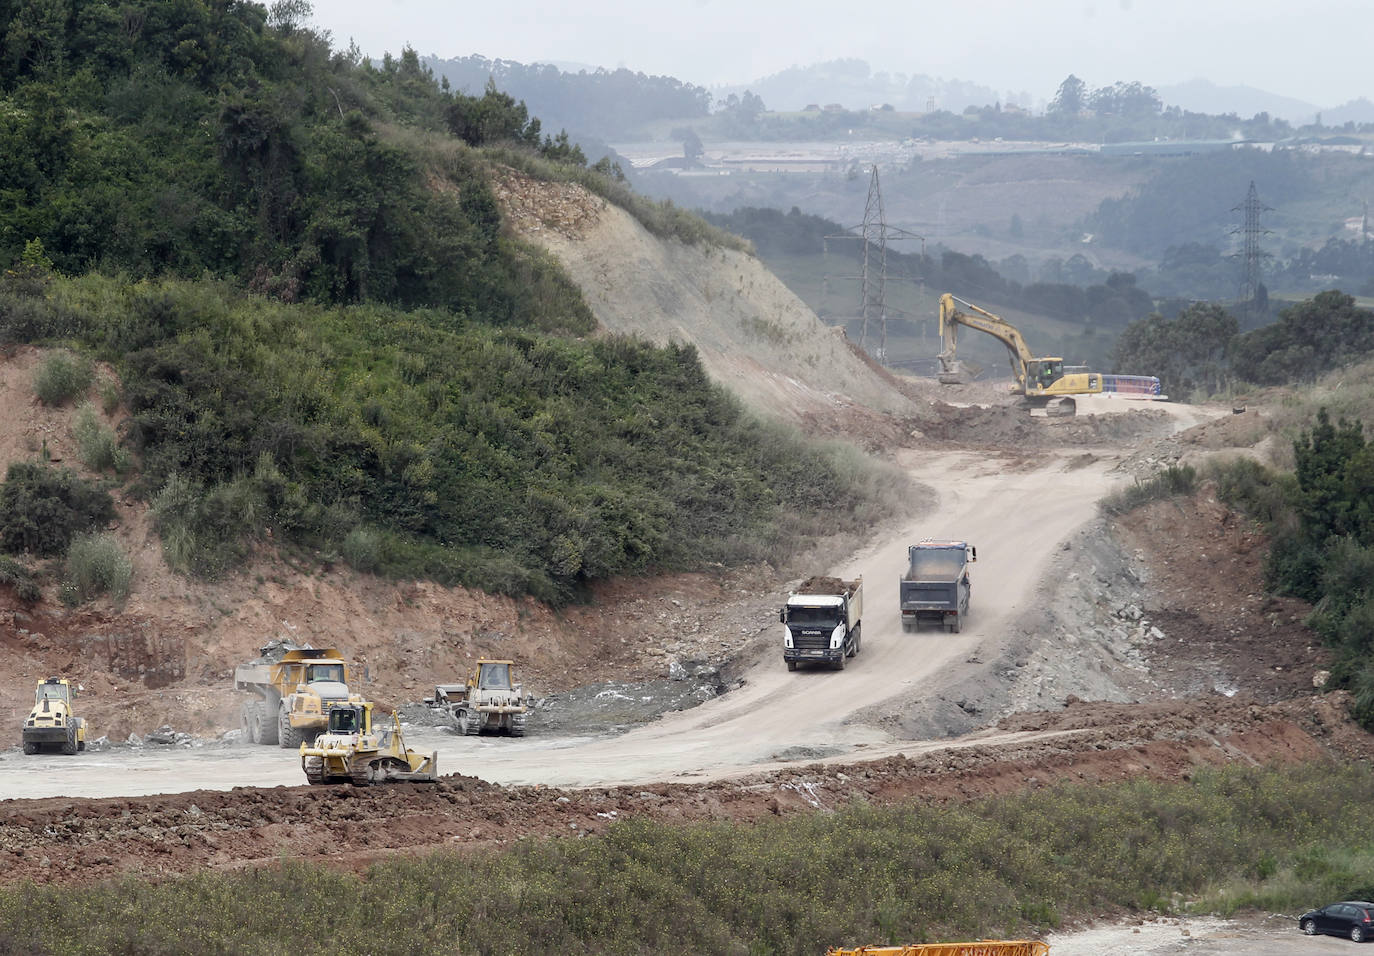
[900,540,976,633]
[780,576,863,671]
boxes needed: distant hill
[1157,78,1319,125]
[710,58,1015,114]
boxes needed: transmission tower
[1230,180,1272,316]
[823,166,924,364]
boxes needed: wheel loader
[427,659,534,736]
[300,702,438,786]
[22,677,86,755]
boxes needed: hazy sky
[310,0,1370,107]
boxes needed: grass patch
[61,532,132,605]
[1099,464,1198,516]
[32,351,93,406]
[0,763,1367,954]
[71,403,132,474]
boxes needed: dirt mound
[0,692,1358,887]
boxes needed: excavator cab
[326,704,365,735]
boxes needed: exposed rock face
[491,169,918,424]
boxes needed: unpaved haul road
[1,399,1215,800]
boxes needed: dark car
[1300,901,1374,942]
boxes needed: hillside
[490,168,916,423]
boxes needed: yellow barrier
[828,943,1049,956]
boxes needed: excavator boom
[936,293,1100,415]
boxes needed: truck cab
[780,577,863,671]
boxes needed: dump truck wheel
[240,701,258,744]
[850,625,861,657]
[22,740,37,755]
[278,707,303,749]
[258,701,279,745]
[510,713,528,737]
[786,661,797,672]
[61,724,77,755]
[951,615,962,634]
[833,650,846,671]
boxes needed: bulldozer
[22,677,86,755]
[299,701,438,786]
[936,292,1101,417]
[234,640,366,748]
[427,659,533,736]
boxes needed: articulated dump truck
[780,576,863,671]
[234,640,365,747]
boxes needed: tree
[671,126,703,162]
[1050,75,1086,115]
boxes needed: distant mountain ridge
[1156,78,1320,125]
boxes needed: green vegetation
[1,763,1369,954]
[1110,291,1374,399]
[1099,465,1198,517]
[0,553,40,601]
[62,532,131,605]
[0,462,114,557]
[71,403,131,474]
[31,351,93,406]
[7,275,899,601]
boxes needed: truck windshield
[308,663,344,683]
[479,663,511,689]
[786,606,841,628]
[909,551,966,577]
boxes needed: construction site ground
[0,365,1360,956]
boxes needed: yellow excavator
[300,702,437,786]
[937,293,1101,417]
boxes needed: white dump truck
[779,576,863,671]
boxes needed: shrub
[1099,464,1198,516]
[32,351,93,406]
[341,526,382,573]
[62,533,132,605]
[0,555,40,602]
[72,403,132,474]
[0,462,115,556]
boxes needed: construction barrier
[1101,374,1163,397]
[828,942,1050,956]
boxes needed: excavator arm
[934,292,1100,415]
[937,293,1035,389]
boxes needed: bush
[32,351,93,406]
[0,462,115,556]
[1099,464,1197,516]
[72,403,132,474]
[0,555,40,602]
[62,533,132,605]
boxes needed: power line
[1229,180,1272,317]
[822,166,925,364]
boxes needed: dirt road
[3,412,1157,799]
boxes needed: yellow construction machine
[300,701,438,786]
[827,943,1049,955]
[234,640,366,748]
[22,677,86,755]
[427,659,533,736]
[937,292,1101,417]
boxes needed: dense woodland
[0,0,886,603]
